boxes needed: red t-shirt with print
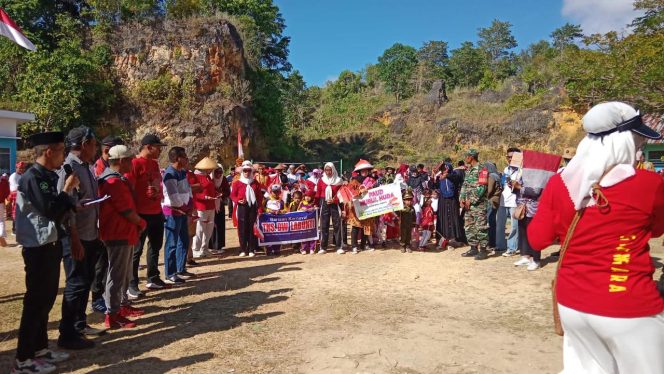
[127,156,162,215]
[528,171,664,318]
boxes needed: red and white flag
[520,150,562,195]
[237,131,244,159]
[0,8,36,51]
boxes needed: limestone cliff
[104,16,265,166]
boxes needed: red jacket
[126,156,163,215]
[529,171,664,318]
[192,173,217,211]
[231,179,263,208]
[0,178,9,202]
[98,172,140,245]
[315,179,342,204]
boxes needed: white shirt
[500,166,519,208]
[9,172,21,192]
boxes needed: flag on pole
[519,150,562,196]
[0,8,36,51]
[237,131,244,159]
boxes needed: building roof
[645,113,664,144]
[0,110,35,124]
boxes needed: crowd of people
[5,101,664,374]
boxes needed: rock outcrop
[105,16,265,166]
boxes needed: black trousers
[228,199,234,219]
[90,245,108,301]
[237,204,258,253]
[131,213,164,288]
[59,238,104,339]
[351,227,366,249]
[16,242,62,361]
[320,201,341,249]
[208,208,226,250]
[518,217,540,262]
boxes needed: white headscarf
[561,102,639,210]
[321,162,342,201]
[239,161,256,206]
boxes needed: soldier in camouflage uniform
[459,149,489,260]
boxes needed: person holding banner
[231,161,263,258]
[299,190,318,254]
[528,101,664,374]
[316,162,344,254]
[264,184,287,255]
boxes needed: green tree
[377,43,418,103]
[477,19,518,64]
[550,23,583,51]
[448,41,486,88]
[328,70,363,99]
[631,0,664,34]
[414,40,449,92]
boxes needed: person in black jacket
[13,132,80,374]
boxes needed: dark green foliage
[377,43,418,103]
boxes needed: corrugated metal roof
[644,113,664,144]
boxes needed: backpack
[439,179,455,198]
[478,167,489,186]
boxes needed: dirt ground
[0,220,662,374]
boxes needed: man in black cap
[13,131,79,373]
[57,126,106,350]
[94,136,124,177]
[126,134,168,297]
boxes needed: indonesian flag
[520,150,562,196]
[237,131,244,159]
[0,8,36,51]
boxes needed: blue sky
[275,0,641,86]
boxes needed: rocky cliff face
[105,16,265,166]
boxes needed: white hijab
[561,102,639,210]
[321,162,342,201]
[239,161,256,206]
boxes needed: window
[0,148,9,175]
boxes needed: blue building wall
[0,138,17,175]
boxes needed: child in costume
[264,184,286,255]
[419,198,435,250]
[399,190,416,253]
[298,190,318,254]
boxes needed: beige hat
[108,145,134,160]
[195,157,217,170]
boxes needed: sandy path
[0,220,662,373]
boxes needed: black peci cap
[28,132,65,147]
[141,134,167,146]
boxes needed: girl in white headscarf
[230,161,263,257]
[315,162,344,254]
[528,102,664,374]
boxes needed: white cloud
[562,0,644,34]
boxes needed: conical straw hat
[195,157,218,170]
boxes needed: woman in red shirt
[528,102,664,374]
[230,161,263,257]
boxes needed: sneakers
[300,249,307,255]
[57,335,95,350]
[239,252,247,257]
[406,247,412,253]
[11,359,55,374]
[336,248,345,254]
[80,325,106,336]
[177,271,196,279]
[514,257,531,266]
[366,247,375,252]
[146,281,164,290]
[192,252,207,259]
[502,250,517,257]
[166,275,185,284]
[105,313,137,329]
[126,286,143,300]
[401,246,407,253]
[351,247,359,254]
[186,259,201,267]
[318,249,326,255]
[461,246,479,257]
[248,252,256,257]
[35,349,69,364]
[90,298,107,314]
[309,250,315,255]
[527,260,541,271]
[119,305,144,317]
[210,249,224,255]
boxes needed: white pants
[558,303,664,374]
[192,209,215,256]
[0,204,6,238]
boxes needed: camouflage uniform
[459,163,488,248]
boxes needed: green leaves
[377,43,418,103]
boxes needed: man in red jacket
[98,145,146,329]
[191,157,219,258]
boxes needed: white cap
[108,145,134,160]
